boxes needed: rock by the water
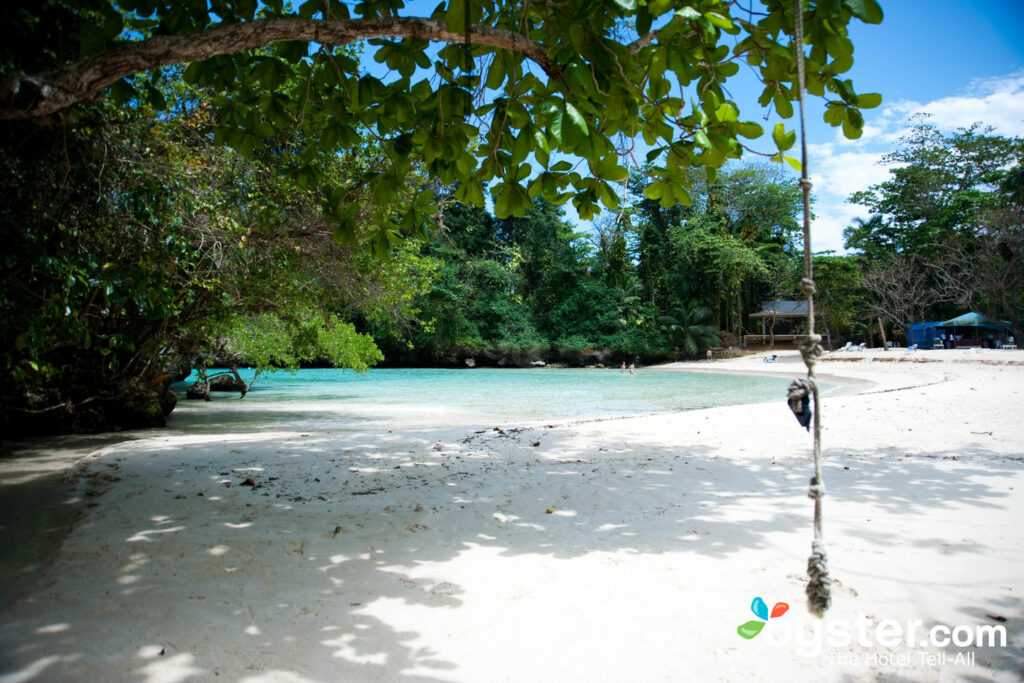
[208,374,245,392]
[186,382,210,401]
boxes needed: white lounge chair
[838,342,853,352]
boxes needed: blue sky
[788,0,1024,251]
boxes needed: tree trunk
[198,365,211,401]
[228,365,249,398]
[0,16,556,121]
[877,317,888,350]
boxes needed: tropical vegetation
[2,0,1021,436]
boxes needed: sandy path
[1,349,1022,682]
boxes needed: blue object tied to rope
[790,394,811,431]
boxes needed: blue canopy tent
[905,313,1011,348]
[936,312,1010,348]
[905,322,942,347]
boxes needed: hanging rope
[789,0,831,616]
[463,0,473,117]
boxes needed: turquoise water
[172,367,793,424]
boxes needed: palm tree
[659,303,721,357]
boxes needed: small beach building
[746,300,817,347]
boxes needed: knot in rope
[799,333,824,367]
[799,177,813,194]
[806,538,832,615]
[807,474,825,500]
[787,378,814,406]
[787,378,815,430]
[800,277,817,296]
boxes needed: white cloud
[805,69,1024,253]
[884,69,1024,136]
[810,203,864,253]
[810,148,888,200]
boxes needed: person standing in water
[620,361,626,374]
[628,362,635,376]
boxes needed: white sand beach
[1,348,1023,682]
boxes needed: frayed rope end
[806,538,832,616]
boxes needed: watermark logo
[736,598,1006,662]
[737,596,789,639]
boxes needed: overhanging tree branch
[0,16,556,121]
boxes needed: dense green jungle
[1,1,1020,435]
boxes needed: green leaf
[842,116,863,139]
[564,102,588,140]
[844,0,883,23]
[101,2,125,39]
[458,180,485,206]
[817,0,842,17]
[182,61,206,85]
[563,22,583,52]
[298,0,322,17]
[675,6,701,20]
[109,79,135,106]
[511,129,531,164]
[146,85,166,110]
[276,40,309,63]
[823,102,846,126]
[446,0,466,33]
[597,180,619,209]
[772,123,796,151]
[846,106,864,129]
[736,121,763,139]
[485,57,506,89]
[637,6,652,34]
[773,91,794,118]
[705,12,734,31]
[595,156,628,182]
[332,219,357,246]
[671,184,692,206]
[715,102,738,122]
[642,182,665,200]
[737,621,765,639]
[783,155,802,171]
[548,107,564,145]
[854,92,882,109]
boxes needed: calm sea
[170,367,794,428]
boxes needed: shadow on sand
[1,404,1021,681]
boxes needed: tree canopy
[2,0,881,238]
[844,118,1024,338]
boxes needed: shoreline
[1,353,1022,681]
[646,357,878,398]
